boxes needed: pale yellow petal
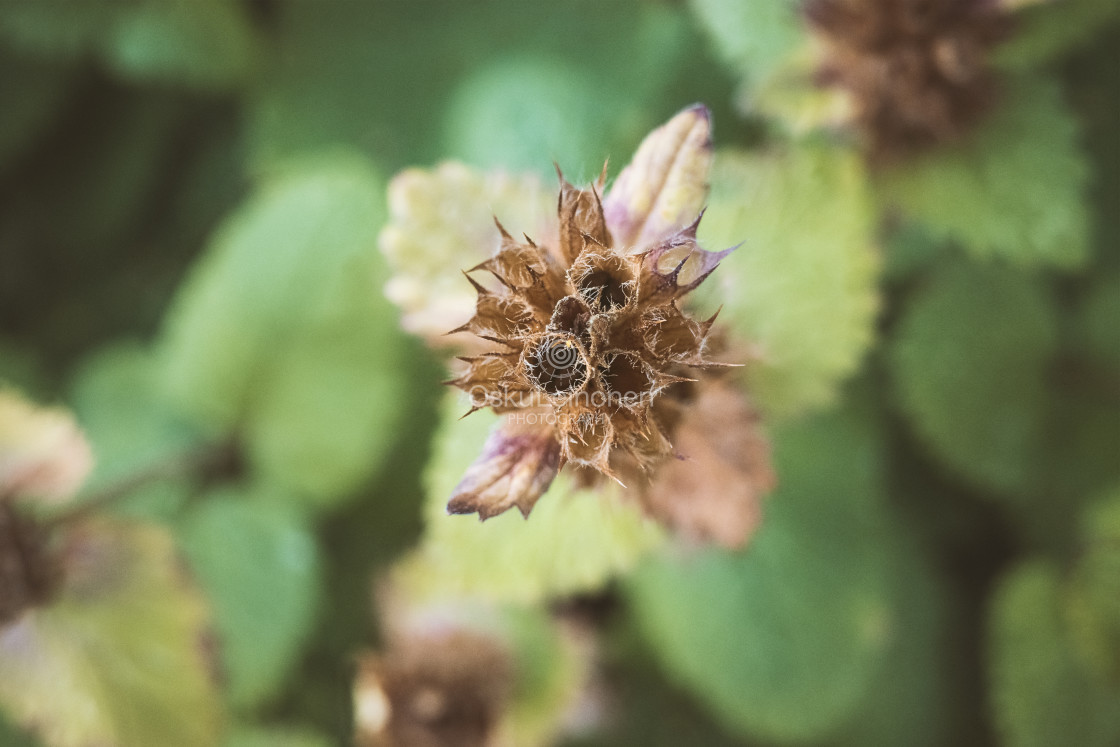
[379,162,555,346]
[602,105,713,248]
[0,389,92,506]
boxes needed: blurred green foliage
[628,402,893,742]
[875,75,1090,269]
[0,1,1117,746]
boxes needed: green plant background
[0,1,1117,745]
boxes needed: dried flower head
[354,631,513,747]
[445,105,752,523]
[0,501,59,626]
[804,0,1013,162]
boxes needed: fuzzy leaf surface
[394,395,665,605]
[177,489,321,711]
[160,153,407,505]
[876,76,1090,269]
[888,261,1057,497]
[379,162,554,343]
[988,561,1120,747]
[697,145,880,420]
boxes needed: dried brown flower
[638,377,777,548]
[354,631,513,747]
[804,0,1013,162]
[0,501,59,626]
[445,106,751,523]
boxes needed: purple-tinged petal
[637,215,738,303]
[447,419,562,520]
[603,104,713,248]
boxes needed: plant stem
[46,442,235,527]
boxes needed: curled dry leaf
[446,417,562,520]
[639,378,776,549]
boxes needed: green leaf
[160,152,408,505]
[988,561,1120,747]
[875,76,1090,269]
[439,7,695,180]
[687,0,802,97]
[1076,273,1120,372]
[499,607,589,746]
[828,523,954,747]
[996,0,1120,70]
[160,153,384,426]
[697,144,880,420]
[177,489,321,711]
[248,1,693,174]
[242,255,411,503]
[887,260,1058,497]
[1067,486,1120,683]
[882,222,944,283]
[103,0,262,89]
[0,0,262,89]
[224,725,332,747]
[394,394,665,606]
[69,342,200,521]
[0,521,223,747]
[627,403,893,742]
[248,2,441,172]
[441,56,618,178]
[0,709,40,747]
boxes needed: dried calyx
[804,0,1013,162]
[446,108,738,521]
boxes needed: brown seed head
[354,631,513,747]
[447,172,734,500]
[440,105,780,538]
[804,0,1013,162]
